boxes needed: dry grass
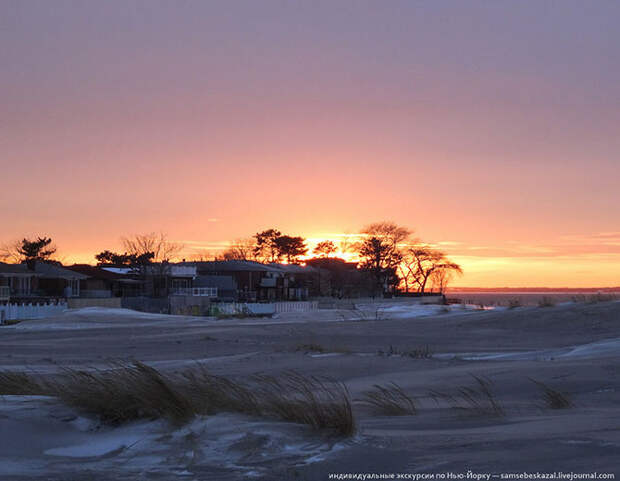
[507,298,522,309]
[359,382,417,416]
[295,343,326,353]
[430,375,505,417]
[252,371,355,436]
[530,378,573,409]
[0,370,43,395]
[0,362,355,436]
[47,362,196,425]
[178,365,261,416]
[538,297,556,308]
[377,344,433,359]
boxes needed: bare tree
[313,240,337,258]
[430,266,459,293]
[121,232,182,263]
[220,238,257,261]
[0,240,23,263]
[403,247,462,294]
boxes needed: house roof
[269,263,317,274]
[194,275,237,290]
[100,267,134,275]
[66,264,129,280]
[0,262,35,276]
[183,260,282,273]
[32,261,89,280]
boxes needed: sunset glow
[1,1,619,288]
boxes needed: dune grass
[359,382,417,416]
[294,343,326,353]
[47,362,196,425]
[507,298,522,309]
[430,375,505,417]
[0,370,43,395]
[529,378,573,409]
[377,344,433,359]
[253,372,355,436]
[0,362,355,436]
[538,297,556,308]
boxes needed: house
[0,261,90,299]
[98,263,197,298]
[181,260,283,301]
[29,261,89,298]
[192,275,237,302]
[0,262,38,300]
[305,257,372,298]
[180,261,321,301]
[269,263,318,300]
[66,264,143,298]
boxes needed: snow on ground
[6,302,488,332]
[0,395,350,480]
[435,337,620,361]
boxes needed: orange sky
[1,2,619,288]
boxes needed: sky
[1,1,619,287]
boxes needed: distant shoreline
[447,287,620,293]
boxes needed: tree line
[1,222,462,293]
[212,222,462,293]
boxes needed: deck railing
[171,287,218,297]
[0,286,9,301]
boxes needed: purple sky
[1,1,619,286]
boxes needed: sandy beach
[1,300,619,480]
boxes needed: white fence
[172,287,218,297]
[213,301,318,317]
[0,301,67,322]
[274,301,318,313]
[0,286,9,302]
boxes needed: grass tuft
[252,371,355,436]
[507,298,522,309]
[538,297,556,308]
[529,378,572,409]
[359,382,417,416]
[377,344,433,359]
[0,370,43,395]
[0,362,355,436]
[295,343,326,353]
[430,374,505,417]
[47,361,196,425]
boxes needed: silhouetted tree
[121,232,182,263]
[95,250,132,265]
[220,238,258,261]
[275,235,308,264]
[402,247,462,293]
[254,229,282,263]
[0,240,24,263]
[356,222,412,295]
[17,236,57,262]
[95,250,155,266]
[313,240,337,258]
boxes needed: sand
[0,301,619,480]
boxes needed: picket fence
[212,301,318,316]
[0,301,67,322]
